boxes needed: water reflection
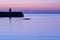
[0,14,60,40]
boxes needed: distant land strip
[24,11,60,14]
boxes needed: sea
[0,13,60,40]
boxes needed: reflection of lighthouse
[9,8,12,24]
[9,8,11,23]
[0,8,24,22]
[0,8,24,28]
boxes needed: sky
[0,0,60,39]
[0,0,60,12]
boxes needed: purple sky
[0,0,60,12]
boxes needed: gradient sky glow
[0,0,60,12]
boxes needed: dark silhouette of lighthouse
[9,8,11,12]
[0,8,24,26]
[9,8,12,22]
[0,8,24,17]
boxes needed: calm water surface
[0,13,60,40]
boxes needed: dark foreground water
[0,13,60,40]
